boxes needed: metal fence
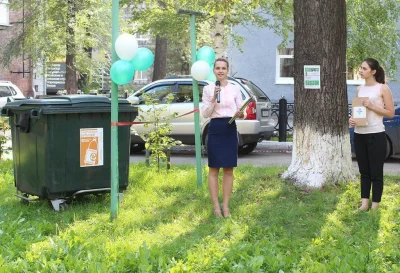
[271,101,353,133]
[271,102,294,133]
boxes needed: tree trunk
[65,0,77,94]
[212,13,226,59]
[152,35,167,81]
[282,0,354,187]
[78,14,93,92]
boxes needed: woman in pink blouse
[201,58,245,217]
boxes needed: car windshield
[236,78,270,102]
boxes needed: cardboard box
[352,97,369,126]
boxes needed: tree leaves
[3,0,112,78]
[347,0,400,77]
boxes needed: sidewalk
[257,140,293,152]
[171,140,293,153]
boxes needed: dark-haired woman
[201,58,245,217]
[349,58,394,211]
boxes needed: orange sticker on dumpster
[80,128,104,167]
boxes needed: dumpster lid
[3,95,131,107]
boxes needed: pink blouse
[201,83,243,119]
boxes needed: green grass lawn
[0,160,399,272]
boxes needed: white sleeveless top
[354,83,385,134]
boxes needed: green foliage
[126,0,400,77]
[136,94,181,170]
[347,0,400,78]
[3,0,112,79]
[0,117,11,160]
[0,162,399,272]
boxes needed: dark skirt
[207,118,238,168]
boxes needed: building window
[276,48,364,85]
[0,0,10,27]
[346,67,363,85]
[134,71,148,82]
[276,48,294,84]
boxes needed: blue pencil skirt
[207,118,238,168]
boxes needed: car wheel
[130,143,145,154]
[238,142,258,155]
[385,137,391,160]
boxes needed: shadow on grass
[289,181,382,272]
[109,164,342,272]
[205,165,345,272]
[133,165,383,272]
[217,170,384,272]
[0,170,113,263]
[0,161,395,272]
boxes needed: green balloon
[196,46,216,66]
[110,60,135,85]
[206,67,216,82]
[130,48,154,71]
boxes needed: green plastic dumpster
[1,95,137,211]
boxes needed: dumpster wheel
[20,194,29,205]
[59,202,68,211]
[50,199,67,212]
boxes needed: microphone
[216,80,221,103]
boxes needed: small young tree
[0,117,11,161]
[136,93,181,171]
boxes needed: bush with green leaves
[0,117,11,160]
[136,93,181,170]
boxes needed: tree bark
[282,0,354,187]
[152,35,167,81]
[65,0,77,94]
[212,13,226,59]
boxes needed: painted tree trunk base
[282,126,355,187]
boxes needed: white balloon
[191,60,211,81]
[115,33,138,61]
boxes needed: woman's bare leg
[371,202,379,210]
[222,167,234,217]
[208,167,222,216]
[359,198,369,211]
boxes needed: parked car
[0,81,25,108]
[350,105,400,160]
[127,76,275,154]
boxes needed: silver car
[127,76,275,154]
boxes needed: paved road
[3,136,398,175]
[130,141,400,175]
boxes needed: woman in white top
[349,58,394,211]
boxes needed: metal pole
[110,0,119,221]
[22,0,25,78]
[189,14,203,188]
[278,97,287,142]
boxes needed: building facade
[229,24,400,104]
[0,2,34,97]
